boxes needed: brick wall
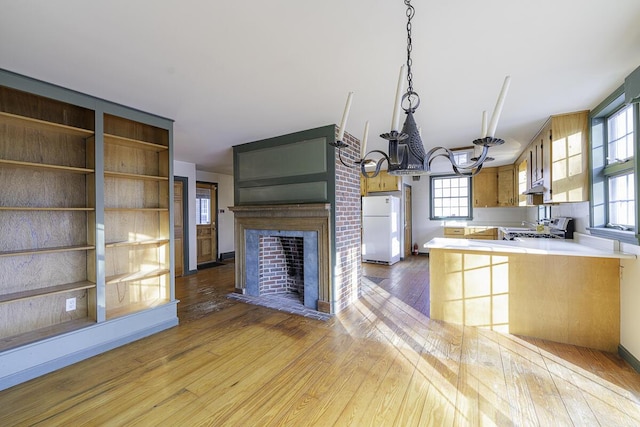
[333,129,362,312]
[259,236,304,296]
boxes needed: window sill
[587,227,639,246]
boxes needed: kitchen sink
[500,227,536,233]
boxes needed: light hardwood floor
[1,256,640,426]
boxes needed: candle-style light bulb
[361,121,369,158]
[391,65,405,132]
[481,110,487,138]
[487,76,511,137]
[338,91,354,141]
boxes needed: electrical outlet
[65,297,76,312]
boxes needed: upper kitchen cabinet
[472,166,517,208]
[520,110,589,204]
[540,111,590,203]
[362,169,401,194]
[472,167,498,207]
[497,165,516,207]
[516,159,543,206]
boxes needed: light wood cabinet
[524,111,589,203]
[444,226,497,240]
[362,169,401,194]
[472,167,498,207]
[430,248,620,352]
[0,74,174,355]
[547,111,589,203]
[497,165,516,207]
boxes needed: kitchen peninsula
[426,237,635,352]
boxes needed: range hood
[523,184,544,195]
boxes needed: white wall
[410,176,529,252]
[196,170,235,257]
[546,201,590,234]
[620,243,640,362]
[174,160,197,272]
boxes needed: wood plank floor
[2,256,640,426]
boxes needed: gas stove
[508,232,562,239]
[501,217,574,240]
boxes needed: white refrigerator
[362,195,401,265]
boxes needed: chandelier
[331,0,511,178]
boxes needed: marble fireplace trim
[229,204,332,313]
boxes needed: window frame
[589,85,640,245]
[429,173,473,220]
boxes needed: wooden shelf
[0,318,95,353]
[106,299,170,320]
[0,158,94,174]
[106,268,170,285]
[106,239,170,248]
[0,111,94,137]
[104,207,169,212]
[0,244,95,258]
[0,207,94,211]
[104,133,168,152]
[104,170,168,181]
[0,281,95,304]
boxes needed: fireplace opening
[259,236,305,303]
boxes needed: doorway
[173,177,187,277]
[404,184,413,257]
[196,181,218,266]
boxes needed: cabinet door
[549,112,589,202]
[472,167,498,207]
[380,171,401,191]
[517,160,528,206]
[497,165,515,206]
[541,124,553,203]
[366,170,400,193]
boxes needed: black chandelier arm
[334,144,354,169]
[424,146,488,177]
[360,150,391,178]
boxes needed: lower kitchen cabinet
[444,226,497,240]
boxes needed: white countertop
[425,237,636,259]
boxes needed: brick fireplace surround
[230,129,363,315]
[230,204,333,313]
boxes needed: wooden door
[174,180,184,277]
[196,182,218,265]
[404,185,412,257]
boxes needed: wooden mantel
[229,204,333,313]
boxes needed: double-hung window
[430,174,472,220]
[590,87,638,244]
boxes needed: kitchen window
[589,86,638,244]
[430,174,472,220]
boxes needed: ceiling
[2,1,640,175]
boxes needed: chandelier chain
[405,0,415,108]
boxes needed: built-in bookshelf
[0,87,96,350]
[0,78,174,357]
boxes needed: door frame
[403,183,413,258]
[174,176,190,275]
[196,180,219,263]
